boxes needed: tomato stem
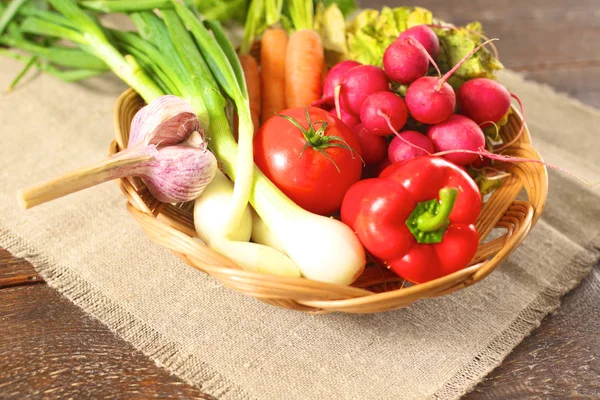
[276,108,363,172]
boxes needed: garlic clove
[129,95,201,147]
[142,144,217,204]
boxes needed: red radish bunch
[313,24,521,171]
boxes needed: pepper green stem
[417,188,458,232]
[405,187,458,244]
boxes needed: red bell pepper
[341,156,482,283]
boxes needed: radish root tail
[495,93,525,151]
[377,110,432,155]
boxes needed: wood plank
[0,283,212,400]
[465,264,600,399]
[0,249,43,289]
[521,66,600,109]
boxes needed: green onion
[79,0,171,13]
[18,4,79,30]
[48,0,163,102]
[129,11,206,118]
[0,0,29,35]
[7,55,36,92]
[0,36,108,70]
[19,15,85,43]
[240,0,264,54]
[173,2,254,239]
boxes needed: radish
[383,37,430,85]
[427,114,485,166]
[351,124,387,165]
[330,107,361,129]
[405,39,497,125]
[374,156,393,176]
[388,130,434,163]
[457,78,511,125]
[322,60,361,101]
[336,65,390,116]
[359,91,408,136]
[399,25,440,58]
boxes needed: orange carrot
[285,29,324,109]
[260,28,288,123]
[238,54,261,131]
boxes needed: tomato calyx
[276,108,362,172]
[405,187,458,244]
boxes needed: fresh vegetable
[404,75,455,124]
[351,124,387,165]
[238,54,261,130]
[388,130,434,163]
[194,169,302,278]
[194,169,253,244]
[359,91,408,135]
[427,114,485,166]
[399,25,439,58]
[260,28,288,122]
[383,37,429,85]
[457,77,511,125]
[285,29,325,108]
[330,107,360,129]
[435,22,503,87]
[337,64,389,116]
[253,107,362,215]
[18,96,217,209]
[346,6,432,66]
[341,156,481,283]
[320,59,360,103]
[313,3,349,65]
[404,39,495,125]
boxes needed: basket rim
[110,89,549,313]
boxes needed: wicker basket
[110,89,548,314]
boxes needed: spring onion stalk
[48,0,163,102]
[129,11,207,121]
[173,3,254,240]
[240,0,264,54]
[110,30,183,97]
[0,35,108,69]
[194,0,247,21]
[0,0,29,35]
[19,15,85,42]
[287,0,314,30]
[79,0,172,13]
[265,0,283,26]
[161,8,219,129]
[6,55,36,92]
[18,4,80,29]
[37,64,108,82]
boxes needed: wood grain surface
[1,0,599,398]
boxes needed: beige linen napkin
[1,57,599,400]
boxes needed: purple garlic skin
[128,95,201,147]
[142,145,217,203]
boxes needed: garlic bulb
[128,95,200,147]
[19,96,216,209]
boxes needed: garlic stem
[18,145,154,209]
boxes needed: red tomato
[254,107,363,215]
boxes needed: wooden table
[1,0,599,398]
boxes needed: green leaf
[0,0,29,35]
[314,0,356,17]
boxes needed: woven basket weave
[109,89,548,314]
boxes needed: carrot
[238,54,261,131]
[260,28,288,123]
[285,29,324,109]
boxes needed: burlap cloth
[1,57,599,399]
